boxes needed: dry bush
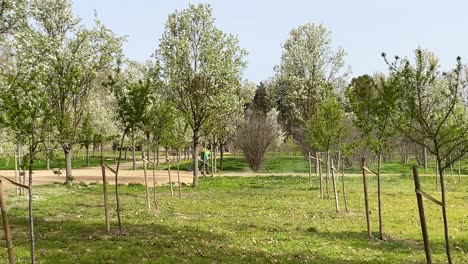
[235,110,283,171]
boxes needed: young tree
[30,0,123,183]
[158,3,247,186]
[105,60,154,233]
[346,74,395,239]
[307,92,344,204]
[383,49,468,263]
[0,24,53,264]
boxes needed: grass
[1,175,467,263]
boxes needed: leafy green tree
[158,3,247,186]
[78,112,94,167]
[0,23,53,264]
[382,49,468,263]
[105,60,154,234]
[346,74,395,239]
[272,23,349,148]
[29,0,123,183]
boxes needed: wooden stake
[340,160,348,213]
[177,158,182,198]
[361,157,371,237]
[14,150,18,196]
[143,150,151,210]
[412,166,432,264]
[435,159,439,190]
[317,152,323,199]
[331,159,339,212]
[377,153,383,240]
[152,148,159,210]
[0,180,15,264]
[308,152,312,189]
[100,156,110,233]
[167,160,174,197]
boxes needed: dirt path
[1,160,463,193]
[0,164,194,192]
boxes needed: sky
[72,0,468,84]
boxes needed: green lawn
[2,175,467,263]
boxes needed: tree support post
[0,180,15,264]
[412,166,432,264]
[100,156,110,233]
[361,157,371,237]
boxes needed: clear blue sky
[72,0,468,84]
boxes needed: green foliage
[2,177,467,263]
[158,3,247,134]
[273,23,349,133]
[346,74,395,154]
[383,48,468,168]
[306,93,344,152]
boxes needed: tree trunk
[86,146,90,167]
[192,130,199,187]
[63,145,72,184]
[124,146,128,162]
[377,153,383,240]
[156,141,160,167]
[115,130,127,234]
[220,144,224,171]
[423,146,428,170]
[28,143,36,263]
[132,128,136,170]
[437,157,453,264]
[143,149,151,210]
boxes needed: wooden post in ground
[177,158,182,198]
[331,159,339,212]
[153,149,159,210]
[325,151,330,199]
[100,156,110,233]
[340,162,348,213]
[317,152,323,199]
[412,166,432,264]
[0,180,15,264]
[361,157,371,237]
[14,150,18,196]
[308,152,312,189]
[458,160,461,182]
[143,150,151,210]
[377,153,383,240]
[167,160,174,197]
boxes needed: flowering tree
[273,23,349,148]
[158,4,246,186]
[383,49,468,263]
[29,0,123,183]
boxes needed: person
[200,146,211,175]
